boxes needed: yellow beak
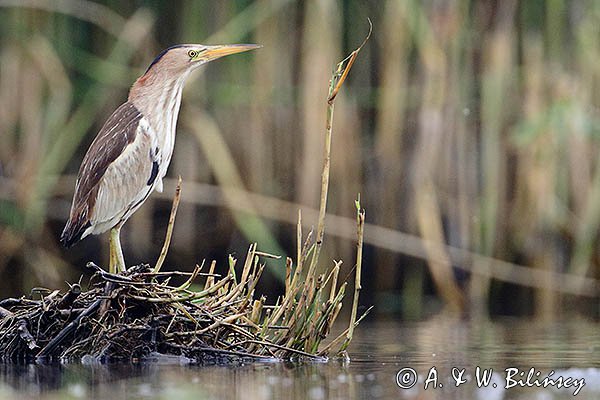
[200,44,262,62]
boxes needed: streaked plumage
[61,102,146,246]
[61,43,260,273]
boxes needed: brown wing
[60,102,142,247]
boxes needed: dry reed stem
[342,196,365,350]
[205,260,217,290]
[285,257,292,295]
[328,261,342,304]
[311,19,372,275]
[297,210,302,271]
[153,176,182,273]
[175,262,204,291]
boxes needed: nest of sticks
[0,223,367,363]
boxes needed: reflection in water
[1,317,600,399]
[0,363,152,398]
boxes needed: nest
[0,240,368,363]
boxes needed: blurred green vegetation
[0,0,599,320]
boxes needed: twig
[328,260,342,304]
[0,298,39,307]
[0,306,13,319]
[341,196,365,351]
[253,251,281,259]
[284,257,292,295]
[17,319,39,350]
[205,260,217,290]
[166,313,246,337]
[296,210,303,273]
[232,339,326,360]
[317,305,373,356]
[86,262,134,283]
[153,176,183,273]
[36,298,102,359]
[57,308,86,317]
[175,262,204,291]
[56,283,82,309]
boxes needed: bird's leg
[109,232,117,274]
[109,226,126,273]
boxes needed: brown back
[60,102,142,247]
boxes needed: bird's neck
[128,71,188,126]
[128,70,190,162]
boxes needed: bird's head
[129,43,260,109]
[143,43,261,77]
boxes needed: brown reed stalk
[153,176,182,273]
[341,195,365,351]
[309,19,372,275]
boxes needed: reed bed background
[0,0,599,320]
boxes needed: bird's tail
[60,219,91,248]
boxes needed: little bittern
[60,43,260,273]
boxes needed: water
[1,316,599,399]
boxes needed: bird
[60,43,260,274]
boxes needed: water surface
[1,317,599,399]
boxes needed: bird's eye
[187,50,198,59]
